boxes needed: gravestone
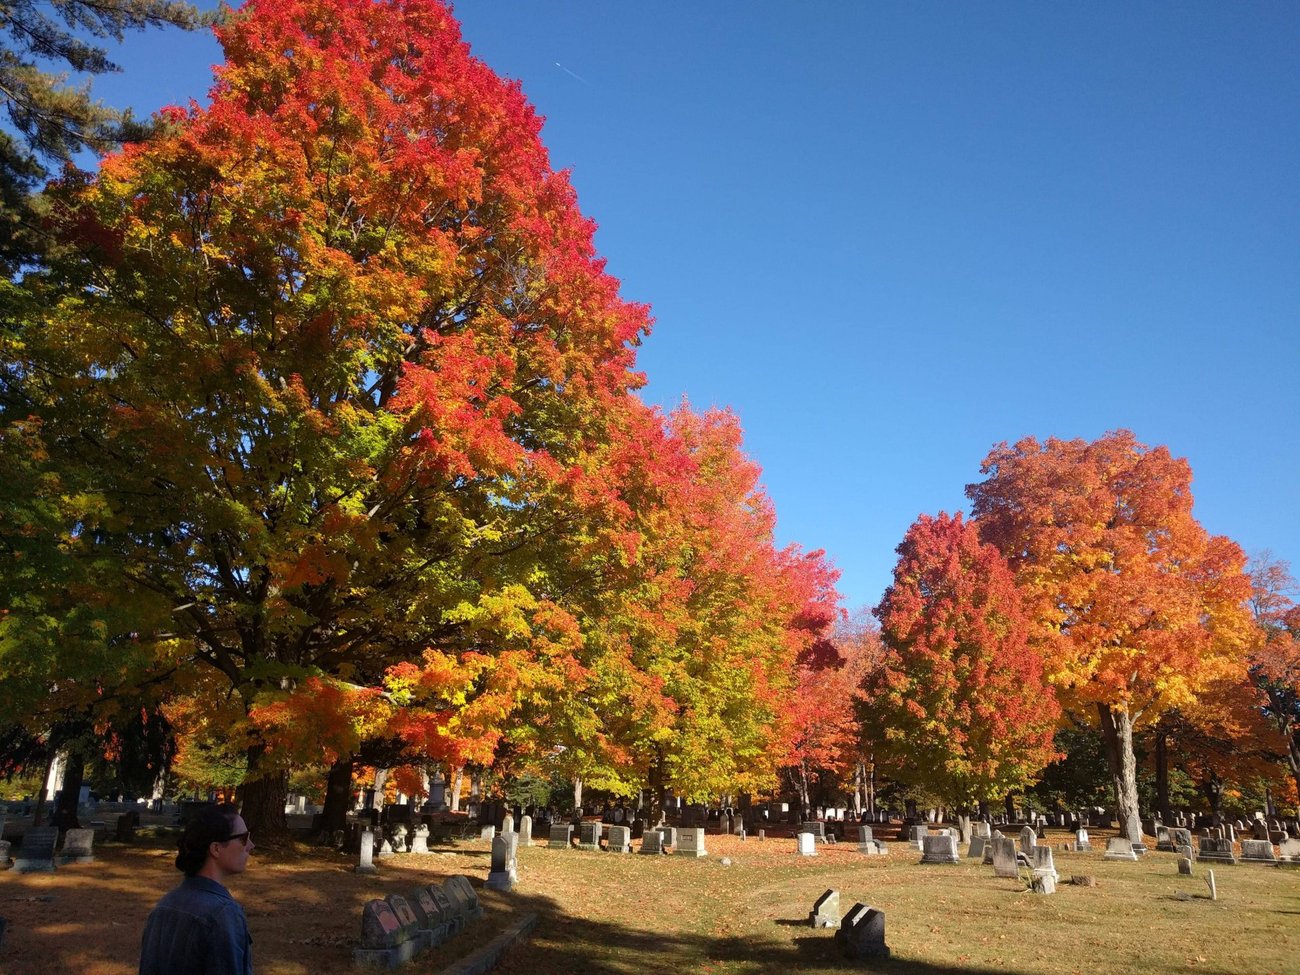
[445,875,485,921]
[354,898,417,968]
[501,812,514,836]
[856,825,874,849]
[427,886,461,937]
[409,887,448,947]
[519,814,534,847]
[676,827,707,858]
[356,829,378,874]
[13,828,58,873]
[607,825,631,853]
[1279,837,1300,864]
[486,832,518,891]
[1178,857,1193,875]
[973,821,991,839]
[479,824,495,842]
[1171,827,1193,851]
[57,828,96,865]
[1032,845,1057,880]
[1155,826,1175,852]
[657,826,678,849]
[968,835,989,860]
[377,834,395,858]
[992,835,1019,878]
[1104,837,1138,861]
[839,904,890,960]
[1019,826,1037,857]
[920,833,959,864]
[639,830,665,855]
[577,821,602,851]
[908,825,927,850]
[1239,839,1277,864]
[548,824,573,849]
[801,821,826,843]
[1197,835,1237,864]
[386,894,420,934]
[115,812,135,843]
[797,832,818,856]
[1031,871,1057,894]
[410,825,430,855]
[392,824,409,853]
[810,889,840,928]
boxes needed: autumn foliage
[873,512,1059,807]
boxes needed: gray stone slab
[920,834,959,864]
[1103,837,1138,861]
[13,828,57,873]
[548,823,573,849]
[676,827,706,858]
[810,889,839,928]
[56,828,95,865]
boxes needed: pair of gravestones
[810,890,890,960]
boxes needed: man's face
[211,815,254,875]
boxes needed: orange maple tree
[872,512,1059,808]
[968,431,1253,843]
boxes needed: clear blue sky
[89,1,1299,611]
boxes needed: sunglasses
[225,831,252,846]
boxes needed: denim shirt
[140,876,253,975]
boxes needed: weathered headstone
[839,904,890,960]
[354,899,417,968]
[639,830,664,855]
[606,825,631,853]
[548,823,573,849]
[57,828,96,865]
[1103,837,1138,861]
[810,889,840,928]
[1031,871,1056,894]
[920,833,959,864]
[356,828,378,874]
[577,821,602,851]
[1171,827,1193,851]
[991,835,1019,878]
[797,831,818,856]
[13,828,57,873]
[1032,845,1057,879]
[486,832,519,891]
[657,825,678,849]
[445,875,484,921]
[1197,835,1237,864]
[908,825,927,850]
[1240,839,1277,864]
[501,812,515,836]
[115,812,135,843]
[479,824,496,842]
[1178,857,1193,875]
[1206,869,1217,900]
[427,886,461,936]
[409,824,430,855]
[676,827,707,858]
[1075,828,1091,852]
[519,814,534,847]
[1278,837,1300,864]
[969,835,989,860]
[1155,826,1175,852]
[409,887,448,947]
[1019,826,1037,857]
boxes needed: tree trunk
[797,761,811,820]
[372,768,388,811]
[1154,727,1171,824]
[865,759,875,816]
[31,749,61,828]
[1098,703,1143,845]
[50,751,85,833]
[240,749,290,843]
[317,756,354,837]
[572,776,583,816]
[450,766,463,812]
[851,762,863,815]
[1004,793,1015,821]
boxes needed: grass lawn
[1,828,1296,974]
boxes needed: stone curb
[436,912,539,975]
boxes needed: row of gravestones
[547,823,713,857]
[354,875,484,968]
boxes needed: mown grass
[1,827,1295,974]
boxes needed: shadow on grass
[491,887,1045,975]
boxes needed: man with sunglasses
[140,803,256,974]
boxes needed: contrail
[554,61,588,85]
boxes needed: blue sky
[88,1,1299,611]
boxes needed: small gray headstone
[1197,835,1237,864]
[810,889,839,928]
[1178,857,1193,875]
[797,832,817,856]
[657,825,678,849]
[992,835,1019,878]
[409,824,430,855]
[1103,837,1138,861]
[519,814,534,847]
[1019,826,1037,856]
[639,830,664,855]
[13,828,57,873]
[577,821,602,851]
[57,828,95,865]
[676,827,707,857]
[606,825,631,853]
[486,832,518,891]
[920,833,960,864]
[1240,839,1277,864]
[356,828,378,874]
[549,823,573,849]
[1030,871,1056,894]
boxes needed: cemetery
[0,2,1298,975]
[1,802,1298,974]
